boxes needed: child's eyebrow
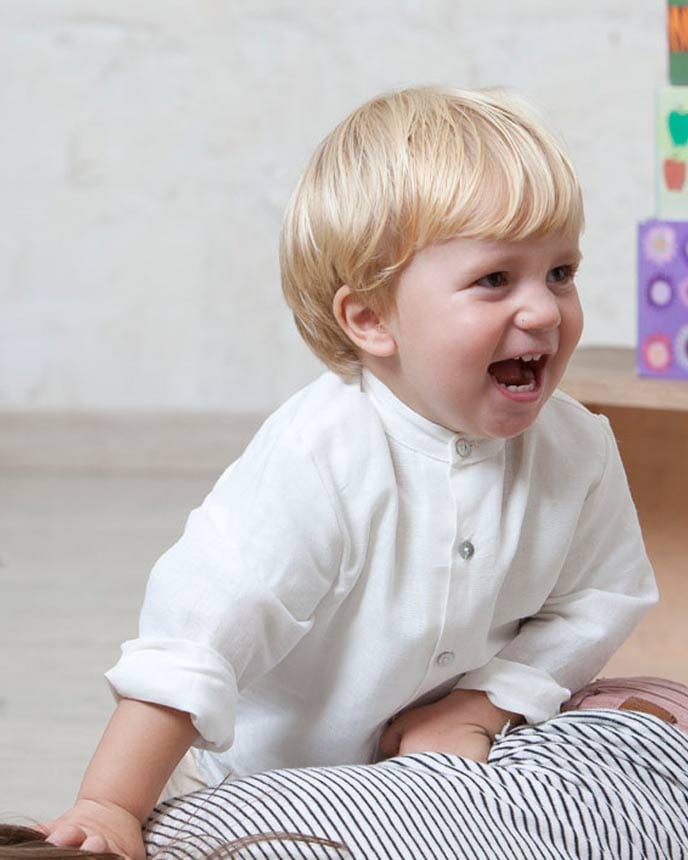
[470,248,584,273]
[564,249,584,264]
[543,247,584,266]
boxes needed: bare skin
[40,699,198,860]
[379,689,523,762]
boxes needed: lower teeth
[499,381,536,393]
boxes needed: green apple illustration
[668,110,688,145]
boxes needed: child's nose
[515,285,561,331]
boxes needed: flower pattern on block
[642,334,672,372]
[643,224,677,263]
[647,277,674,308]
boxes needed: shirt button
[455,438,472,458]
[436,651,455,667]
[458,540,475,560]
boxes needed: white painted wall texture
[0,1,666,412]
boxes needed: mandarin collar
[360,369,505,465]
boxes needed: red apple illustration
[664,157,686,190]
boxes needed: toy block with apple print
[637,220,688,378]
[658,86,688,217]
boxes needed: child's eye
[547,264,578,286]
[475,271,508,289]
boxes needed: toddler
[44,86,657,860]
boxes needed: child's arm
[378,689,522,762]
[42,698,197,860]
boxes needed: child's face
[373,230,584,438]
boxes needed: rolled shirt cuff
[105,637,239,752]
[454,657,571,725]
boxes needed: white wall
[0,0,666,412]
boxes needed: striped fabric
[145,711,688,859]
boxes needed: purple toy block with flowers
[638,219,688,378]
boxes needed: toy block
[637,219,688,378]
[657,86,688,217]
[669,1,688,84]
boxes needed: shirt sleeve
[105,424,344,752]
[454,414,658,724]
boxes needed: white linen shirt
[106,369,657,786]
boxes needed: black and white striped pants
[145,710,688,859]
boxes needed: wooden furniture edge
[560,346,688,412]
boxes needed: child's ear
[332,286,397,358]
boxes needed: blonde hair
[280,85,584,378]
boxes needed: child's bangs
[455,139,585,242]
[408,101,585,248]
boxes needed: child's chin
[485,404,545,439]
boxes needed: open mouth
[487,353,548,394]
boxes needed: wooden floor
[0,404,685,823]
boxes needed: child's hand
[38,699,197,860]
[378,689,522,763]
[40,798,145,860]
